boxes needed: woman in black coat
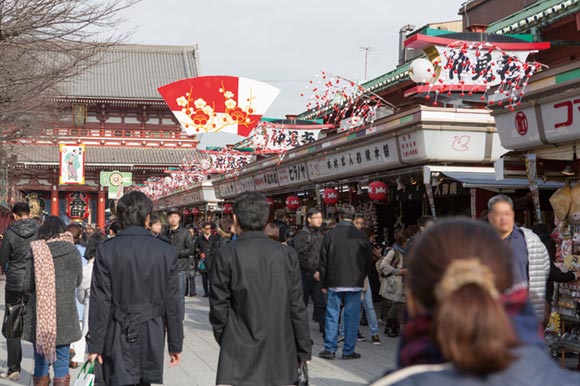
[23,216,82,386]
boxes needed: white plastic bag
[73,361,95,386]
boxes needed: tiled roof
[11,145,201,166]
[487,0,580,34]
[58,44,200,100]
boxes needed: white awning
[423,165,562,191]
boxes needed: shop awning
[440,171,562,191]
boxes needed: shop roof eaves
[487,0,580,34]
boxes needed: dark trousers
[302,272,326,333]
[201,272,209,296]
[4,290,22,373]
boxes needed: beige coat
[376,248,405,303]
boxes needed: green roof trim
[422,28,458,37]
[556,67,580,84]
[487,0,580,34]
[361,63,410,93]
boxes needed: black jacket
[87,226,183,386]
[292,225,324,275]
[164,225,194,271]
[274,219,289,243]
[210,231,312,386]
[23,240,82,345]
[195,233,219,272]
[319,221,372,289]
[0,218,39,292]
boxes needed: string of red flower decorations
[132,149,253,200]
[414,41,546,111]
[302,72,395,130]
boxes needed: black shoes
[384,319,400,337]
[342,352,362,360]
[318,350,336,360]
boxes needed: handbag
[297,361,309,386]
[2,298,25,339]
[73,361,96,386]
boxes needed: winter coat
[376,245,405,303]
[521,228,550,320]
[369,346,580,386]
[0,218,39,292]
[319,221,372,289]
[210,231,312,386]
[273,219,289,243]
[195,233,219,272]
[163,225,194,271]
[292,225,324,276]
[87,226,183,386]
[22,240,82,346]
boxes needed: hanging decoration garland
[302,72,396,130]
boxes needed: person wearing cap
[163,208,195,319]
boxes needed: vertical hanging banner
[158,76,280,136]
[525,153,542,224]
[59,144,85,185]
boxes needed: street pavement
[0,276,397,385]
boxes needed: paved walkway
[0,276,397,385]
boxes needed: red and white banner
[158,76,280,136]
[59,144,85,185]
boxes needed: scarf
[397,287,544,368]
[30,232,74,363]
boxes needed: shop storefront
[213,105,508,241]
[154,181,221,226]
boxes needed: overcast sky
[122,1,462,117]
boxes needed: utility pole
[360,46,373,81]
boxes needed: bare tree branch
[0,0,141,143]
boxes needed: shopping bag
[297,361,309,386]
[2,299,25,339]
[73,361,95,386]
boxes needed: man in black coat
[87,191,183,386]
[292,207,326,336]
[0,202,39,380]
[164,207,195,315]
[318,204,372,360]
[210,192,311,386]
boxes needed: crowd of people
[0,191,580,385]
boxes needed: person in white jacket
[76,233,107,339]
[487,195,550,320]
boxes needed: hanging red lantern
[368,181,388,201]
[191,207,201,216]
[322,188,339,206]
[223,203,233,215]
[286,196,300,211]
[183,208,190,216]
[266,198,274,207]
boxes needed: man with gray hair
[318,204,372,360]
[487,194,549,320]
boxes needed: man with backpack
[292,208,326,337]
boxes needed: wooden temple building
[1,44,202,231]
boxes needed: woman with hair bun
[370,218,580,386]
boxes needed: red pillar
[98,188,106,231]
[50,186,59,216]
